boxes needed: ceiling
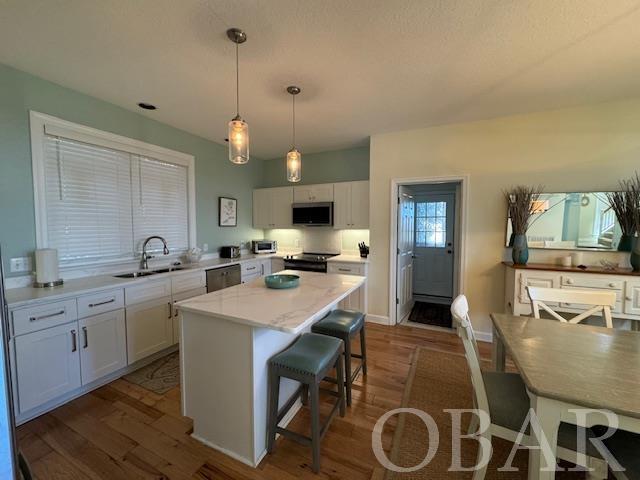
[2,1,640,159]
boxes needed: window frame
[30,111,196,268]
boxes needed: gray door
[413,192,455,299]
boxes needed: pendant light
[227,28,249,164]
[286,86,302,182]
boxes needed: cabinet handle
[174,301,179,318]
[247,266,256,271]
[627,296,633,301]
[338,268,351,272]
[609,283,617,288]
[88,298,116,308]
[29,309,65,322]
[71,329,77,352]
[82,326,88,349]
[168,302,172,319]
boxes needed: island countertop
[176,270,365,334]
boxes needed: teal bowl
[264,274,300,289]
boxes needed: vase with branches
[505,185,543,265]
[607,173,640,269]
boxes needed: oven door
[283,261,327,273]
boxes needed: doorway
[391,177,467,327]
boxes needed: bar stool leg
[267,366,280,454]
[301,384,309,406]
[360,325,367,376]
[335,351,346,416]
[343,334,353,406]
[309,381,321,473]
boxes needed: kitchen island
[175,270,365,467]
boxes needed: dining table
[490,313,640,480]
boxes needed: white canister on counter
[34,248,62,287]
[571,252,584,267]
[559,256,572,267]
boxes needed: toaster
[220,245,241,258]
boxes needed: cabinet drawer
[12,298,78,337]
[242,261,261,275]
[125,278,172,306]
[77,289,124,318]
[327,263,365,276]
[561,275,622,290]
[171,270,206,295]
[517,273,560,304]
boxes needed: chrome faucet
[140,236,170,270]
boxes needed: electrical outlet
[10,257,31,273]
[202,243,209,252]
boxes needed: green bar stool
[311,309,367,406]
[267,333,346,473]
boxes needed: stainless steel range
[283,252,338,273]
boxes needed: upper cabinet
[253,187,294,229]
[333,181,369,229]
[293,184,334,203]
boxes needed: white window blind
[132,156,189,254]
[42,135,190,266]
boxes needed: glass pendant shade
[228,116,249,164]
[286,148,301,182]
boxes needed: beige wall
[369,98,640,336]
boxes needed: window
[415,201,446,248]
[31,112,195,267]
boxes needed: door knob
[447,250,452,254]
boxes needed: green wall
[0,63,264,276]
[260,145,369,187]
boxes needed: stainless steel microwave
[292,202,334,226]
[252,240,277,254]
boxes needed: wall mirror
[505,192,623,251]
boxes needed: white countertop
[327,254,369,264]
[5,252,299,308]
[176,270,365,334]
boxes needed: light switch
[10,257,31,273]
[203,243,209,252]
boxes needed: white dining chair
[527,286,615,328]
[451,295,608,480]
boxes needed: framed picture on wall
[218,197,237,227]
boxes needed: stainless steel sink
[152,266,187,274]
[114,266,187,278]
[114,271,156,278]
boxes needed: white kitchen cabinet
[333,181,369,229]
[271,258,285,273]
[241,260,261,282]
[260,258,272,276]
[172,287,207,344]
[14,322,81,413]
[253,187,293,228]
[293,184,334,203]
[171,270,206,295]
[79,309,127,384]
[126,297,173,364]
[327,261,368,313]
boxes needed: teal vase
[631,237,640,272]
[619,234,633,252]
[512,234,529,265]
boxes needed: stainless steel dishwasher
[206,264,241,293]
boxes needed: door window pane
[415,201,446,247]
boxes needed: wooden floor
[17,323,492,480]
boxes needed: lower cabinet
[79,309,127,384]
[125,297,173,364]
[14,322,81,413]
[272,258,285,273]
[172,287,207,344]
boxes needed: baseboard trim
[365,314,391,325]
[475,330,493,343]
